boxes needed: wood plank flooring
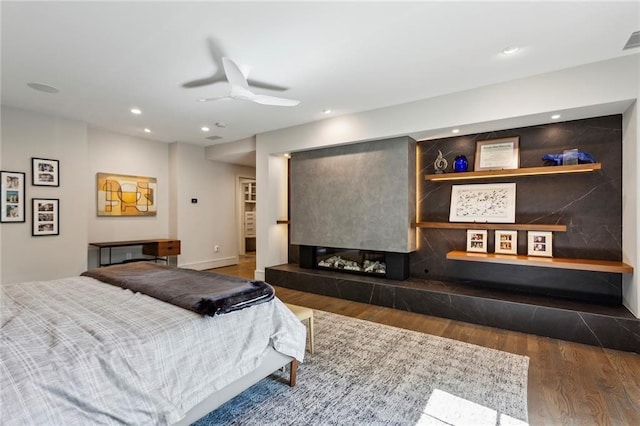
[213,256,640,425]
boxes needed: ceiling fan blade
[222,57,249,90]
[250,94,300,107]
[198,96,233,102]
[182,74,226,88]
[246,79,289,92]
[182,37,227,88]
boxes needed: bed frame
[173,348,297,425]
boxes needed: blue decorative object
[453,155,468,172]
[542,151,596,166]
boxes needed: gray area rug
[194,311,529,425]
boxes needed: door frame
[237,176,256,256]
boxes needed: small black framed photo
[32,158,59,187]
[32,198,59,236]
[495,230,518,255]
[1,171,26,223]
[528,231,552,257]
[466,229,488,253]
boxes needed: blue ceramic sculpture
[542,151,596,166]
[453,155,468,172]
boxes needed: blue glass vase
[454,155,468,172]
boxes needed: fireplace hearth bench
[266,263,639,354]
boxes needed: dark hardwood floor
[212,255,640,425]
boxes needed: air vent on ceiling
[623,30,640,50]
[206,135,222,141]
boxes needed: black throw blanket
[81,262,274,316]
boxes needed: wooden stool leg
[289,359,298,387]
[308,315,314,354]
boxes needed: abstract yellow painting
[97,173,157,216]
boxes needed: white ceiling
[2,1,639,159]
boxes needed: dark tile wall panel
[416,115,623,302]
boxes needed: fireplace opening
[317,247,386,275]
[299,245,410,280]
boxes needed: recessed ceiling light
[130,108,142,115]
[201,126,210,132]
[452,129,460,134]
[144,128,151,133]
[323,109,332,114]
[502,46,520,55]
[284,153,291,158]
[215,122,227,128]
[551,114,561,120]
[198,98,207,102]
[27,82,59,93]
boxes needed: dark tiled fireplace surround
[277,116,639,353]
[266,263,639,353]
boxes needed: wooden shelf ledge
[414,222,567,232]
[446,250,633,274]
[425,163,601,182]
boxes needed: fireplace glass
[316,247,386,276]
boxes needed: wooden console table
[89,239,181,266]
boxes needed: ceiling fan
[199,57,300,107]
[183,38,288,92]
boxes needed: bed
[0,264,307,425]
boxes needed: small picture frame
[1,171,26,223]
[495,230,518,255]
[32,158,59,187]
[32,198,59,236]
[528,231,552,257]
[466,229,488,253]
[562,149,579,165]
[474,136,520,171]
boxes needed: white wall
[86,126,170,267]
[1,106,89,283]
[1,108,255,280]
[171,142,255,270]
[253,150,288,281]
[255,55,640,316]
[87,126,170,241]
[622,101,639,316]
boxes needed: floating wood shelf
[425,163,601,182]
[446,250,633,274]
[414,222,567,232]
[276,220,289,224]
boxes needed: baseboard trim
[179,256,238,271]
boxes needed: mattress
[0,276,306,425]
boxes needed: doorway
[238,177,256,256]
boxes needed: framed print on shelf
[1,171,26,223]
[32,158,59,187]
[528,231,553,257]
[466,229,488,253]
[32,198,59,236]
[449,182,516,223]
[474,136,520,171]
[495,230,518,255]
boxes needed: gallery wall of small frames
[1,158,60,236]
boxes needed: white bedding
[0,276,306,425]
